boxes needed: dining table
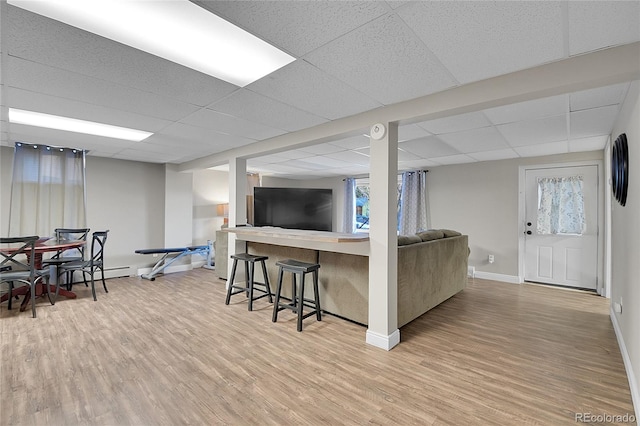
[0,237,86,311]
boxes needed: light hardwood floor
[1,270,634,425]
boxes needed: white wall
[427,151,603,278]
[261,175,346,232]
[85,156,165,271]
[192,169,228,245]
[610,80,640,413]
[0,146,12,235]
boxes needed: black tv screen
[254,187,333,231]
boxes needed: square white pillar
[366,122,400,350]
[227,157,247,282]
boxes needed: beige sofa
[247,230,468,328]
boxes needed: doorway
[520,163,602,291]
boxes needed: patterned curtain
[536,176,585,235]
[343,178,356,233]
[8,142,87,237]
[399,171,429,235]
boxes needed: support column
[366,122,400,350]
[227,157,247,283]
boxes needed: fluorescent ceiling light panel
[9,0,295,87]
[9,109,153,141]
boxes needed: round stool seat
[272,259,321,332]
[225,253,272,311]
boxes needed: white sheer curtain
[8,142,87,237]
[536,176,585,235]
[399,170,429,235]
[343,177,356,233]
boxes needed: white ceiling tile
[484,95,568,125]
[247,60,382,120]
[416,112,493,135]
[399,136,460,158]
[329,135,370,150]
[467,148,519,162]
[568,136,608,153]
[196,0,390,57]
[306,13,456,105]
[288,160,333,171]
[249,153,291,164]
[431,154,476,165]
[324,150,370,166]
[208,89,328,132]
[399,1,565,84]
[438,127,510,153]
[570,83,630,112]
[498,115,568,147]
[568,1,640,55]
[570,105,620,139]
[298,143,347,155]
[153,122,255,151]
[179,108,285,140]
[8,5,237,106]
[276,150,313,160]
[514,141,569,158]
[8,87,171,132]
[112,149,177,164]
[354,147,419,161]
[8,57,199,121]
[299,155,354,168]
[398,124,431,141]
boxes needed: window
[354,177,402,233]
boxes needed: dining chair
[42,228,90,290]
[0,235,52,318]
[55,230,109,303]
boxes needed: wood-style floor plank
[1,270,634,425]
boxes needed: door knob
[527,222,532,226]
[526,230,532,235]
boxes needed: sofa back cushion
[416,229,445,242]
[398,235,422,246]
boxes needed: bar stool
[225,253,272,311]
[272,259,321,332]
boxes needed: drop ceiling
[1,1,639,179]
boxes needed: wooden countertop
[223,227,370,256]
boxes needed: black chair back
[89,231,109,268]
[0,236,38,275]
[54,228,90,260]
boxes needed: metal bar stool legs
[224,253,272,311]
[272,259,321,332]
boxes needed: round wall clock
[611,133,628,206]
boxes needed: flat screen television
[253,187,332,231]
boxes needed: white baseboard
[103,266,131,279]
[468,266,475,278]
[610,308,639,420]
[472,271,521,284]
[137,263,193,277]
[366,328,400,351]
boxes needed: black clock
[612,133,628,206]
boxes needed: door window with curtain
[8,142,87,237]
[536,176,585,235]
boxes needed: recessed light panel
[9,108,153,141]
[8,0,295,87]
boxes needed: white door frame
[517,160,606,295]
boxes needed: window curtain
[399,170,429,235]
[536,176,585,235]
[246,173,260,225]
[343,178,356,233]
[8,142,87,237]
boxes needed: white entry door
[524,165,598,290]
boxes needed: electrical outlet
[488,254,495,264]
